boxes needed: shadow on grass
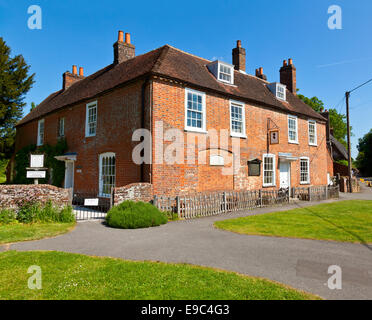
[294,202,372,251]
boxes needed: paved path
[3,188,372,300]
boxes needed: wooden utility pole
[345,91,353,193]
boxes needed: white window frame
[308,120,317,146]
[218,62,234,85]
[263,153,276,187]
[184,88,207,133]
[58,117,65,137]
[37,119,44,146]
[300,157,310,185]
[99,152,116,198]
[230,100,246,138]
[288,115,298,144]
[85,101,97,137]
[276,83,286,101]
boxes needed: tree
[355,129,372,176]
[297,91,349,148]
[0,37,35,160]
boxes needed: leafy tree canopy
[0,37,35,160]
[355,129,372,176]
[297,91,349,148]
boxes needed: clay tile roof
[17,44,325,126]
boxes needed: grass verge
[0,251,319,300]
[0,223,75,244]
[215,200,372,243]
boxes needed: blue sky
[1,0,371,158]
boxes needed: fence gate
[72,192,110,220]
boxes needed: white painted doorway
[64,161,74,192]
[279,161,290,189]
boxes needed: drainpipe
[141,77,150,182]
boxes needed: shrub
[15,200,75,224]
[106,201,168,229]
[0,209,17,224]
[17,202,40,223]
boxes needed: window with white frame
[185,89,206,132]
[218,63,233,84]
[276,84,286,100]
[308,120,317,145]
[230,101,246,137]
[288,115,298,143]
[300,157,310,184]
[37,119,44,146]
[58,117,65,137]
[85,101,97,137]
[263,154,276,187]
[267,83,286,101]
[99,152,116,197]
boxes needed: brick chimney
[280,59,296,94]
[113,30,135,64]
[63,65,84,90]
[232,40,246,72]
[255,67,267,80]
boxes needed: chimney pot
[232,40,246,72]
[256,67,267,80]
[118,30,124,42]
[79,67,84,76]
[125,33,131,44]
[280,59,296,94]
[113,30,135,64]
[72,65,77,75]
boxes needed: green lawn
[215,200,372,243]
[0,251,318,300]
[0,223,75,244]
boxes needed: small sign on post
[27,153,47,185]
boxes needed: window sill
[230,133,247,139]
[263,184,276,188]
[85,134,96,138]
[184,128,208,134]
[309,143,318,147]
[288,141,299,145]
[300,182,310,185]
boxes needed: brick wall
[15,80,150,194]
[0,184,71,210]
[151,78,329,195]
[112,183,153,205]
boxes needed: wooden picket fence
[292,185,339,202]
[154,188,289,219]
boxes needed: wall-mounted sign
[84,198,99,206]
[30,154,44,168]
[27,171,46,178]
[210,155,224,166]
[248,159,262,176]
[269,130,279,144]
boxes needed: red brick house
[12,31,333,198]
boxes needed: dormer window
[207,61,234,85]
[268,82,287,101]
[219,64,232,83]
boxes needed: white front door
[64,161,74,191]
[279,161,290,189]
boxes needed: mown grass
[0,251,319,300]
[0,223,75,244]
[215,200,372,243]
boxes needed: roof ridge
[164,44,212,63]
